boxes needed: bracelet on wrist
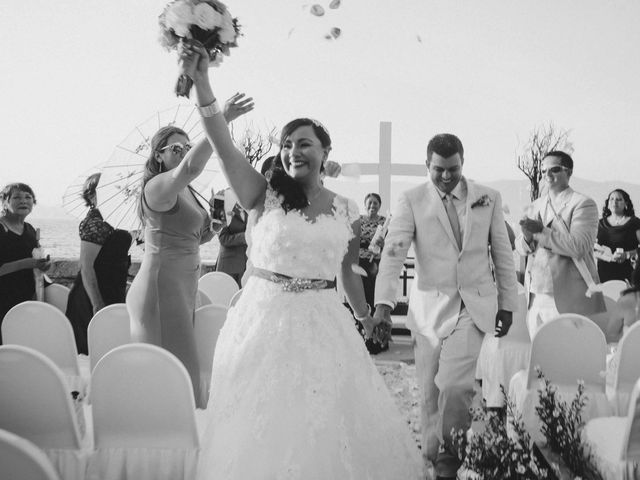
[197,99,221,118]
[354,304,371,321]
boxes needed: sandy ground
[375,361,422,450]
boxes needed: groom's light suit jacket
[375,179,518,339]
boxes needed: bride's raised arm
[188,44,267,211]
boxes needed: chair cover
[609,322,640,415]
[2,301,86,395]
[87,343,199,480]
[476,285,530,407]
[0,345,90,480]
[0,428,62,480]
[197,272,239,308]
[584,377,640,479]
[508,314,612,442]
[228,288,242,308]
[87,303,130,372]
[194,304,227,406]
[44,283,71,314]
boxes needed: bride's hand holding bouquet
[158,0,241,97]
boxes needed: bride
[186,44,424,480]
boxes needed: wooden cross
[341,122,426,212]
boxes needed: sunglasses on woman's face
[160,143,192,155]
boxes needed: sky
[2,0,639,212]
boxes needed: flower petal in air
[310,4,325,16]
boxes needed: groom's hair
[543,150,573,170]
[426,134,464,165]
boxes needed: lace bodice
[249,188,359,280]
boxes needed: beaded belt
[251,267,336,293]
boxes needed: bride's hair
[268,118,331,212]
[137,125,189,224]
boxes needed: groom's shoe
[435,476,455,480]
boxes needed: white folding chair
[610,322,640,415]
[87,303,131,372]
[43,283,70,314]
[196,289,212,309]
[228,288,242,308]
[2,301,84,394]
[509,313,611,442]
[590,295,626,344]
[584,377,640,479]
[88,343,200,480]
[194,304,228,406]
[0,345,87,480]
[198,271,239,308]
[0,428,61,480]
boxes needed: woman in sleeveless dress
[184,44,423,479]
[126,95,253,407]
[0,183,51,343]
[66,173,132,354]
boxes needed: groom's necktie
[444,193,462,249]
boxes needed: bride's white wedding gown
[196,189,423,479]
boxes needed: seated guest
[66,173,132,354]
[594,189,640,282]
[516,151,605,338]
[0,183,51,343]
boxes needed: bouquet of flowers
[158,0,241,97]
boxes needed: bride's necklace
[609,215,627,226]
[306,187,323,206]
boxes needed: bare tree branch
[229,121,277,168]
[516,123,572,201]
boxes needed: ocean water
[30,216,220,262]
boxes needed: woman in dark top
[65,173,132,354]
[595,189,640,283]
[0,183,51,343]
[355,193,389,353]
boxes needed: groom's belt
[251,267,336,293]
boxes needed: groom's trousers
[414,308,484,478]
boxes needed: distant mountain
[326,176,640,221]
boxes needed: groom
[373,133,518,479]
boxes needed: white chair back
[91,343,199,449]
[228,288,242,308]
[0,428,61,480]
[43,284,70,314]
[87,303,130,371]
[622,377,640,460]
[195,289,212,309]
[194,304,228,406]
[526,313,607,392]
[2,301,80,378]
[614,323,640,401]
[198,272,239,308]
[601,279,629,301]
[0,345,82,449]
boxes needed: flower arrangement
[452,389,549,479]
[534,367,604,480]
[470,194,491,209]
[158,0,241,97]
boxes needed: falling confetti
[324,26,341,40]
[310,4,325,16]
[416,34,422,43]
[329,0,341,9]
